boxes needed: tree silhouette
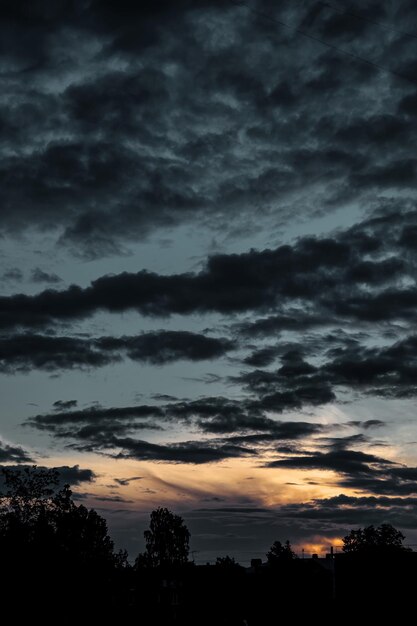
[0,465,116,565]
[0,465,123,615]
[136,507,190,568]
[342,523,409,554]
[215,555,239,568]
[266,539,296,564]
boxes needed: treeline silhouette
[1,466,416,622]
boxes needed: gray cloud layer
[2,210,417,331]
[0,2,416,256]
[0,331,233,372]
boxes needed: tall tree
[0,465,116,565]
[342,523,409,553]
[0,465,124,615]
[266,539,296,564]
[136,507,190,568]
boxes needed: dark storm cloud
[197,506,269,514]
[347,420,385,430]
[114,476,144,486]
[399,90,417,116]
[0,331,233,372]
[316,434,371,450]
[236,312,335,337]
[267,439,417,496]
[0,464,95,487]
[331,462,417,496]
[164,390,337,430]
[1,268,23,283]
[198,416,325,438]
[52,464,96,486]
[31,268,62,284]
[3,208,417,331]
[0,2,416,255]
[0,334,119,372]
[26,391,417,487]
[27,394,333,463]
[73,435,256,465]
[280,494,417,529]
[53,399,78,411]
[93,495,134,503]
[323,335,417,397]
[267,449,392,474]
[243,346,280,367]
[11,207,417,438]
[27,403,166,441]
[317,7,383,39]
[97,331,234,364]
[338,476,417,496]
[236,350,336,411]
[0,441,34,463]
[238,333,417,402]
[28,397,327,439]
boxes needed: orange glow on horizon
[41,453,374,513]
[293,539,343,557]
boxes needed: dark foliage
[136,506,190,569]
[0,466,128,616]
[342,523,410,553]
[215,555,240,568]
[266,539,297,564]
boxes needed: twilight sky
[2,0,417,563]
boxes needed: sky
[1,0,417,564]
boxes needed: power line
[229,0,417,88]
[317,1,417,42]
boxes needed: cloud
[0,464,96,487]
[0,441,34,463]
[323,335,417,398]
[27,396,332,463]
[267,449,393,474]
[73,435,257,465]
[53,464,96,486]
[236,312,334,337]
[1,268,23,283]
[243,346,280,367]
[93,495,134,503]
[28,396,332,440]
[31,268,62,284]
[266,438,417,496]
[53,399,78,411]
[0,331,233,372]
[96,331,234,364]
[114,476,144,486]
[280,494,417,529]
[197,506,270,514]
[347,420,385,430]
[2,209,417,333]
[399,90,417,116]
[200,419,326,439]
[237,333,417,404]
[0,334,119,372]
[0,1,416,258]
[27,403,165,443]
